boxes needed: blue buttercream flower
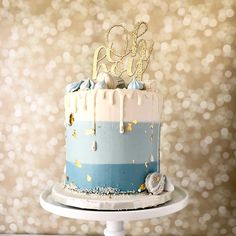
[65,80,84,93]
[80,78,95,90]
[127,78,144,90]
[94,80,108,89]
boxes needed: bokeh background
[0,0,236,235]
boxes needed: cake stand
[40,186,188,236]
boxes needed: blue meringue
[127,78,144,90]
[65,80,84,93]
[80,79,95,90]
[94,80,108,89]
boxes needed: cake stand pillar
[104,221,125,236]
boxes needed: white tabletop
[40,186,188,222]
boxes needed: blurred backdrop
[0,0,236,235]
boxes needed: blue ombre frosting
[65,161,158,192]
[65,121,161,193]
[64,87,163,194]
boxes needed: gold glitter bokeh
[0,0,236,235]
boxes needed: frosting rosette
[127,78,144,90]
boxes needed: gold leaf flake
[126,123,133,132]
[75,160,82,168]
[87,175,92,182]
[139,183,146,191]
[69,113,75,126]
[72,129,77,139]
[85,128,95,135]
[132,120,138,124]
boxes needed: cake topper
[92,22,154,82]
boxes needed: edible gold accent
[132,120,138,124]
[75,160,82,168]
[85,128,95,135]
[139,183,146,191]
[87,175,92,182]
[126,122,133,132]
[72,129,77,139]
[69,113,74,126]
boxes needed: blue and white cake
[64,77,163,194]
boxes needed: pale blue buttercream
[65,161,159,192]
[66,121,161,192]
[66,121,160,164]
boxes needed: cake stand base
[40,185,188,236]
[51,183,173,210]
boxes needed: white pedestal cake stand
[40,186,188,236]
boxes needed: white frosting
[65,89,162,125]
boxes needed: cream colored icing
[65,89,163,133]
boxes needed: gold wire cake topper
[92,22,154,82]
